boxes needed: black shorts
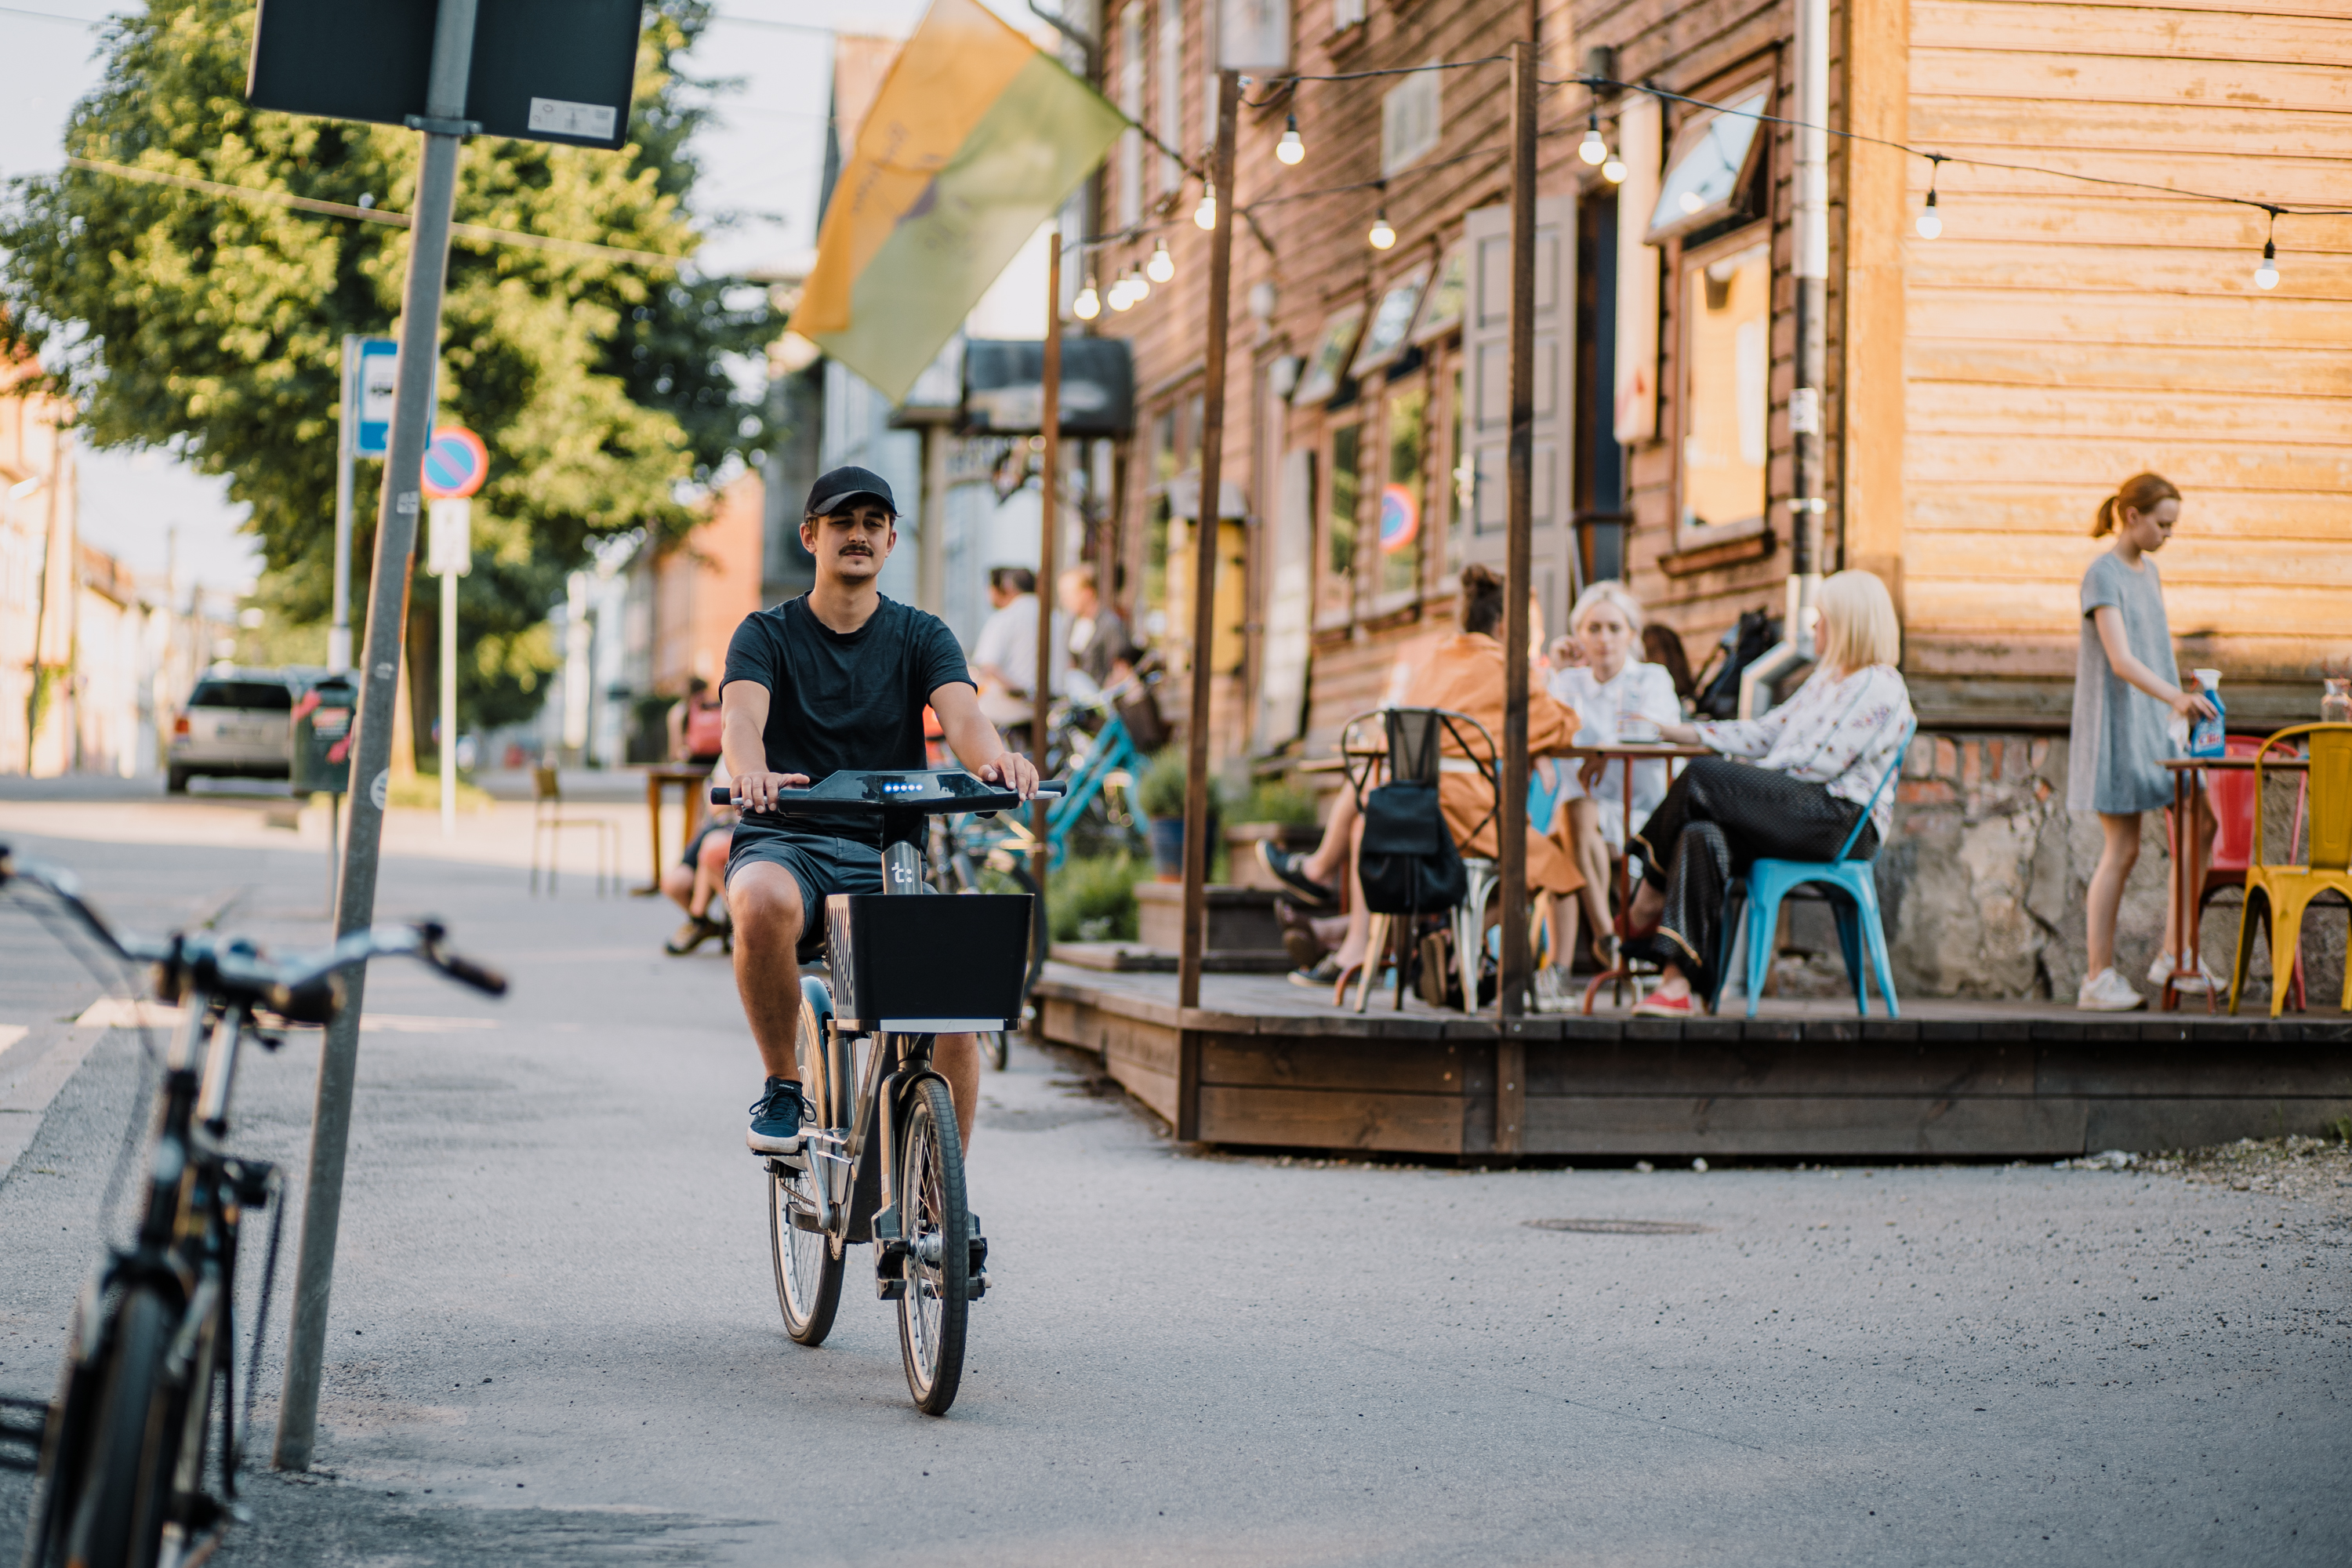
[724,816,884,924]
[681,818,731,870]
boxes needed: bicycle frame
[783,835,960,1283]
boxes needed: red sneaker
[1631,987,1694,1018]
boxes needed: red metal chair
[2169,734,2307,1010]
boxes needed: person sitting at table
[1621,569,1915,1018]
[1261,564,1587,1004]
[1544,579,1684,970]
[662,760,738,955]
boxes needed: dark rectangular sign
[248,0,642,151]
[960,338,1136,437]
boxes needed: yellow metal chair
[2228,723,2352,1017]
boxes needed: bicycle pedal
[967,1233,989,1272]
[967,1271,989,1301]
[876,1276,906,1301]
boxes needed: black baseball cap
[804,465,896,518]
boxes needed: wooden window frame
[1669,219,1775,557]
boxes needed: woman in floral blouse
[1623,570,1915,1018]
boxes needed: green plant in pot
[1138,746,1221,881]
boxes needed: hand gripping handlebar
[713,768,1065,816]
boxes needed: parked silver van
[166,670,295,792]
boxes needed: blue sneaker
[746,1077,810,1154]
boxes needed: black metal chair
[1335,707,1501,1012]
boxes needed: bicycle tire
[771,982,844,1345]
[60,1287,176,1568]
[981,1030,1010,1072]
[895,1076,970,1416]
[768,1162,844,1345]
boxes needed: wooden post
[1179,71,1240,1011]
[1034,229,1063,913]
[1497,42,1538,1025]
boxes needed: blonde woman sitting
[1623,570,1915,1018]
[1544,580,1683,969]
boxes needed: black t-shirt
[722,595,973,822]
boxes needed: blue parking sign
[353,338,398,456]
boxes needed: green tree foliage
[0,0,768,730]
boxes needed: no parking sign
[419,426,488,499]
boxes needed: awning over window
[1643,89,1768,245]
[1290,303,1366,405]
[1349,265,1430,381]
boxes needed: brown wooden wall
[1870,0,2352,715]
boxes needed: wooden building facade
[1087,0,2349,757]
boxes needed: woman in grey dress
[2069,472,2219,1011]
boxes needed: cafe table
[633,764,713,896]
[1564,742,1714,1011]
[2158,753,2309,1012]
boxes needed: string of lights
[1165,53,2347,292]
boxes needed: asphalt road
[1,800,2347,1566]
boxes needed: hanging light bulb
[1108,270,1137,311]
[2255,238,2279,290]
[1146,239,1174,284]
[1367,207,1396,250]
[1915,155,1945,240]
[1276,114,1305,166]
[1602,151,1627,184]
[1578,113,1608,167]
[1194,183,1218,231]
[1127,261,1151,303]
[1073,274,1102,320]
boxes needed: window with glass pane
[1321,425,1359,621]
[1381,387,1425,597]
[1679,241,1769,534]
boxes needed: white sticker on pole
[528,97,617,140]
[369,769,389,811]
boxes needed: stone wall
[1785,731,2350,1008]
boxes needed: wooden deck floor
[1031,965,2352,1160]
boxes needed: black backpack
[1358,779,1468,915]
[1694,609,1782,720]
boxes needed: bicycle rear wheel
[768,1162,843,1345]
[771,981,844,1345]
[60,1285,176,1568]
[895,1076,970,1415]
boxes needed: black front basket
[823,894,1033,1031]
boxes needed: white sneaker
[2147,953,2221,995]
[1532,966,1575,1012]
[2076,967,2146,1012]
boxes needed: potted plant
[1138,746,1220,881]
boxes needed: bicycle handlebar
[713,768,1065,815]
[0,846,507,1018]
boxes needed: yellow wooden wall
[1889,0,2352,706]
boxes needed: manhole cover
[1523,1218,1713,1236]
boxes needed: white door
[1461,197,1575,647]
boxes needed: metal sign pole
[275,0,479,1472]
[331,336,357,673]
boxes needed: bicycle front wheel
[768,1161,844,1345]
[895,1076,970,1415]
[60,1286,176,1568]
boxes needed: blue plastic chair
[1732,720,1916,1018]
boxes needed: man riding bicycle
[723,465,1039,1157]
